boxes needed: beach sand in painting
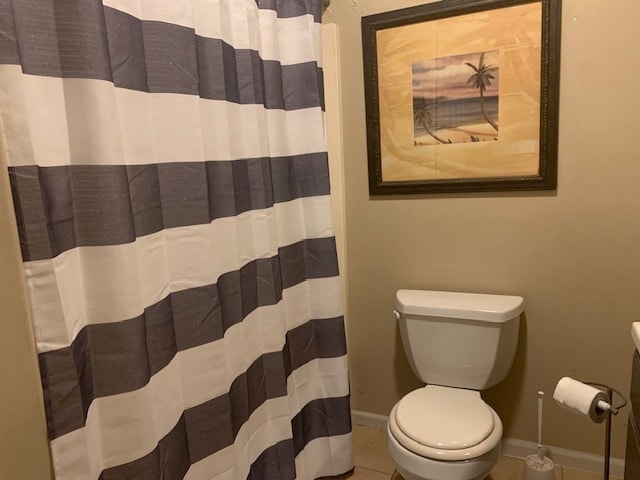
[414,123,498,146]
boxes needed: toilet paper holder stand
[583,381,627,480]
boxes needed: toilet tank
[395,290,524,390]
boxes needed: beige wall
[0,152,52,477]
[324,0,640,458]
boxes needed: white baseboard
[502,438,625,478]
[351,409,389,430]
[351,410,625,478]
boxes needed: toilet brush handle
[537,391,544,459]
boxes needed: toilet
[388,289,524,480]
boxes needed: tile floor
[350,425,619,480]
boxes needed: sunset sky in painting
[412,50,500,101]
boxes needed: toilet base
[387,424,501,480]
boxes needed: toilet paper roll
[552,377,608,423]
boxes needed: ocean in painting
[413,95,499,134]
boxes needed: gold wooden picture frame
[362,0,561,194]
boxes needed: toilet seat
[389,386,503,461]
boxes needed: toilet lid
[394,386,495,450]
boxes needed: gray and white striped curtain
[0,0,353,479]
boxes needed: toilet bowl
[388,425,501,480]
[389,290,524,480]
[387,385,502,480]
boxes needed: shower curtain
[0,0,353,479]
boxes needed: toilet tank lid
[396,290,524,323]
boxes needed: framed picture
[362,0,561,195]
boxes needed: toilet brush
[524,392,555,480]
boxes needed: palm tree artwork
[465,52,499,131]
[411,50,499,145]
[413,97,451,145]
